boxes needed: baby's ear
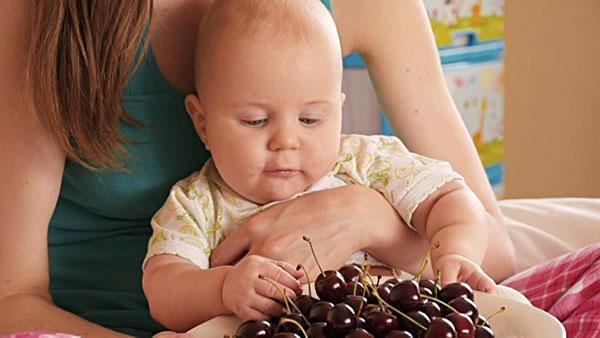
[185,94,210,149]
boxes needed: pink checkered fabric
[502,243,600,338]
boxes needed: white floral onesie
[143,134,463,270]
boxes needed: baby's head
[185,0,345,204]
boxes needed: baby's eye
[241,119,267,127]
[299,117,318,125]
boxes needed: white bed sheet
[500,197,600,273]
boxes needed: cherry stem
[482,306,506,326]
[302,236,324,277]
[420,294,460,314]
[278,317,309,338]
[284,289,311,327]
[392,268,399,280]
[435,270,441,299]
[363,280,427,331]
[296,264,312,298]
[258,274,291,314]
[352,280,358,296]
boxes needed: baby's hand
[222,255,303,320]
[433,254,497,294]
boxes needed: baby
[143,0,496,330]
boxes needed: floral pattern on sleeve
[334,134,463,230]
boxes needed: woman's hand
[211,185,423,278]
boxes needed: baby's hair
[193,0,340,93]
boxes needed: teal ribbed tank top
[48,2,333,336]
[48,46,208,336]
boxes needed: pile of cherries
[233,238,503,338]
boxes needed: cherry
[361,303,384,317]
[345,328,375,338]
[419,279,441,296]
[326,303,357,337]
[294,294,317,317]
[446,312,475,338]
[235,319,273,338]
[377,281,395,304]
[294,264,318,316]
[439,282,474,304]
[339,264,364,283]
[474,325,494,338]
[344,294,368,316]
[346,280,366,297]
[384,330,414,338]
[272,333,300,338]
[400,311,430,337]
[306,322,328,338]
[356,315,367,329]
[276,313,307,336]
[366,311,399,336]
[389,280,421,312]
[421,301,442,319]
[447,297,479,323]
[308,301,334,323]
[476,315,490,328]
[423,317,457,338]
[304,236,348,303]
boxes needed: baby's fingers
[465,271,498,294]
[261,261,303,295]
[437,263,460,286]
[256,273,300,303]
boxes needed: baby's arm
[411,179,497,292]
[336,135,495,291]
[143,254,302,332]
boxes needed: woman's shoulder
[150,0,213,94]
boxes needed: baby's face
[196,35,344,204]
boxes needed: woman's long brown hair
[27,1,153,171]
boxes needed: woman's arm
[211,185,430,278]
[0,2,128,336]
[331,0,516,280]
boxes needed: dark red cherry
[276,313,307,336]
[315,270,348,304]
[366,311,399,336]
[423,317,457,338]
[236,319,273,338]
[326,303,357,337]
[474,325,494,338]
[389,280,421,312]
[344,294,368,315]
[306,321,328,338]
[361,303,384,317]
[446,312,475,338]
[345,280,366,296]
[447,297,479,323]
[295,294,317,316]
[419,279,441,296]
[356,316,366,329]
[476,315,491,328]
[273,333,300,338]
[421,301,442,319]
[377,281,395,304]
[345,328,375,338]
[400,311,430,337]
[439,282,474,303]
[308,301,334,323]
[339,264,364,283]
[384,330,414,338]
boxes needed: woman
[0,0,514,336]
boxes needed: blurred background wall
[504,1,600,198]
